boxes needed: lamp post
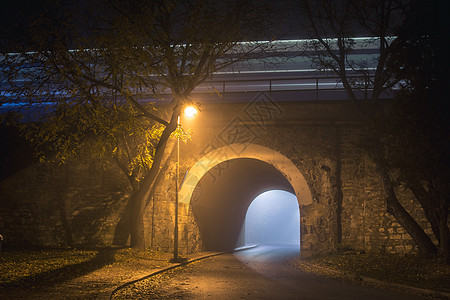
[172,105,197,263]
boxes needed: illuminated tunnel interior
[191,158,299,251]
[244,190,300,247]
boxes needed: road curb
[108,245,257,299]
[298,261,450,299]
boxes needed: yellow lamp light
[184,106,198,119]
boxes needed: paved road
[119,245,427,299]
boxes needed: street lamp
[172,105,197,263]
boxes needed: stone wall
[337,125,436,254]
[0,100,442,256]
[0,158,130,248]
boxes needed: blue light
[244,190,300,246]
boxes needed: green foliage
[0,0,279,247]
[0,0,272,184]
[171,125,192,144]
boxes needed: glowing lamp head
[184,106,198,118]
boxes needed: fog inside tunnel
[244,190,300,247]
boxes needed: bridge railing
[2,72,391,105]
[196,76,347,93]
[180,74,379,101]
[137,74,370,95]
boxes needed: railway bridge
[141,74,421,257]
[0,39,428,256]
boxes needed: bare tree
[379,0,450,262]
[297,0,439,255]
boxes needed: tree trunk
[378,166,437,256]
[55,166,73,246]
[334,127,343,245]
[130,192,146,248]
[408,177,441,242]
[439,197,449,264]
[58,199,74,246]
[129,104,181,248]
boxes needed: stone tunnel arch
[179,143,312,206]
[179,143,313,252]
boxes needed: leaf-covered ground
[1,249,95,287]
[2,248,449,298]
[0,247,171,293]
[291,252,450,293]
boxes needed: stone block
[401,234,412,240]
[395,245,405,252]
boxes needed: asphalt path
[123,245,428,299]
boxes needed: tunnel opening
[243,190,300,248]
[190,158,298,252]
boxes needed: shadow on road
[1,247,117,289]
